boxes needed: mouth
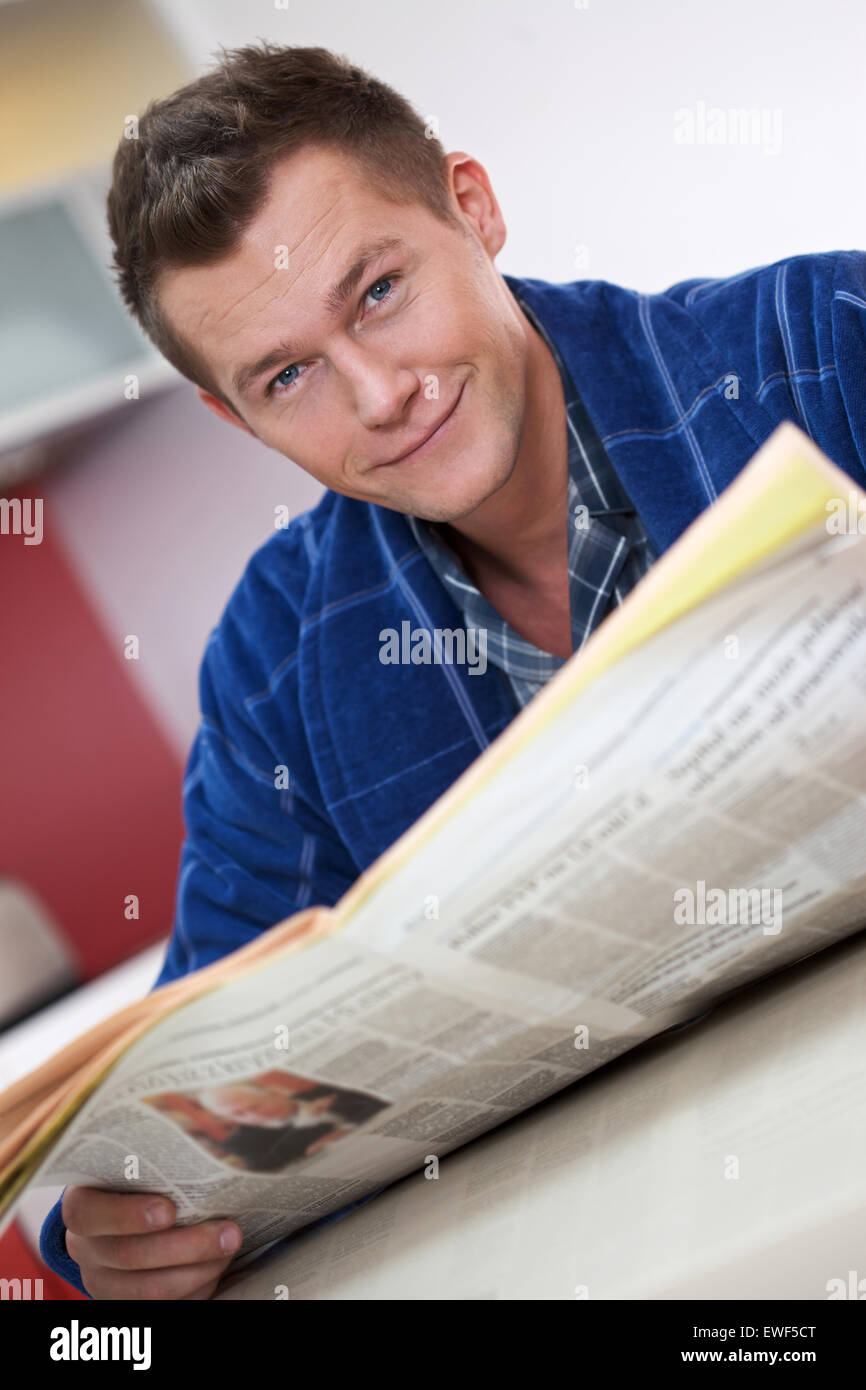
[374,381,465,469]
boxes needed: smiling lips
[377,382,464,468]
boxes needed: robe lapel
[298,498,516,870]
[505,272,783,555]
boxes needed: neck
[439,304,569,590]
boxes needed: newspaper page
[215,925,866,1300]
[26,521,866,1267]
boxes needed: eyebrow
[231,235,408,399]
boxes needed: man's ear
[195,386,257,437]
[443,150,506,261]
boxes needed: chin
[409,453,515,524]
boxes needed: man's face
[157,145,530,523]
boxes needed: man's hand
[62,1187,243,1300]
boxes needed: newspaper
[27,519,866,1268]
[214,923,866,1300]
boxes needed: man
[41,42,866,1298]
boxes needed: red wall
[0,484,184,981]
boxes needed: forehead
[157,146,425,395]
[240,143,400,260]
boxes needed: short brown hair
[107,42,462,410]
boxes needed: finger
[62,1186,176,1238]
[85,1219,243,1272]
[181,1275,223,1300]
[84,1257,233,1302]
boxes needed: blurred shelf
[0,0,205,485]
[0,167,182,477]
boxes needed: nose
[332,341,420,430]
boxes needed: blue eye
[266,272,400,398]
[273,363,303,391]
[366,275,395,305]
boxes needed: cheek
[415,315,469,366]
[312,409,350,457]
[259,405,345,477]
[391,283,471,362]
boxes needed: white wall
[169,0,866,288]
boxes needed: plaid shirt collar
[407,287,654,705]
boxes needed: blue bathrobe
[41,249,866,1294]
